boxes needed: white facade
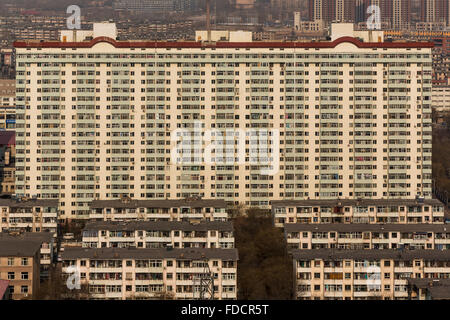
[15,24,433,220]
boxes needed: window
[80,260,86,266]
[126,260,132,267]
[21,258,28,266]
[21,272,28,280]
[21,286,28,294]
[7,272,14,280]
[314,273,321,279]
[384,261,390,267]
[314,285,321,291]
[7,258,14,266]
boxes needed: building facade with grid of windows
[272,199,445,227]
[293,249,450,300]
[81,220,235,249]
[14,24,434,221]
[284,223,450,250]
[62,247,238,300]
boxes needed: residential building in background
[82,220,235,249]
[293,249,450,300]
[14,23,433,221]
[0,131,15,194]
[272,199,446,227]
[432,85,450,113]
[0,237,41,300]
[62,247,238,300]
[420,0,450,24]
[284,223,450,250]
[0,80,15,130]
[309,0,412,28]
[89,199,228,222]
[0,199,59,235]
[408,278,450,300]
[114,0,202,13]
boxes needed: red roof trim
[14,36,434,49]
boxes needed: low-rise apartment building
[0,238,41,300]
[432,85,450,114]
[285,224,450,250]
[408,278,450,300]
[272,199,445,227]
[0,232,54,281]
[0,199,59,236]
[293,249,450,300]
[62,247,238,300]
[82,220,235,249]
[89,199,228,222]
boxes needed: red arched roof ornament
[14,36,434,49]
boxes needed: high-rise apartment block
[14,23,433,221]
[420,0,450,24]
[310,0,413,29]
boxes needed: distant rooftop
[0,131,15,146]
[0,237,43,257]
[0,232,53,243]
[0,199,58,208]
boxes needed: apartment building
[0,131,15,194]
[0,238,41,300]
[272,199,445,227]
[0,80,15,130]
[292,249,450,300]
[408,278,450,300]
[113,0,201,13]
[0,199,59,236]
[82,220,235,249]
[0,232,54,280]
[432,85,450,113]
[285,223,450,250]
[14,23,433,220]
[62,247,238,300]
[89,199,228,222]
